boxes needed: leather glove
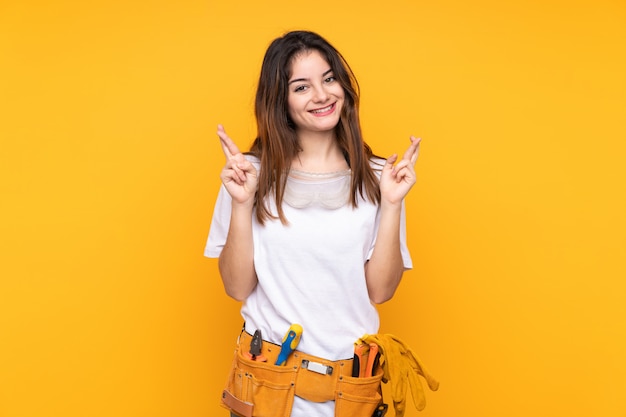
[358,334,439,416]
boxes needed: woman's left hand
[379,136,421,205]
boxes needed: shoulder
[369,157,386,179]
[369,156,386,168]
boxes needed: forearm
[218,203,257,301]
[365,202,406,304]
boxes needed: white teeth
[312,104,333,113]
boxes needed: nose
[312,84,329,103]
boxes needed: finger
[392,159,411,173]
[217,125,232,158]
[392,162,416,182]
[394,166,416,183]
[217,124,242,159]
[221,167,243,186]
[401,136,421,165]
[228,156,249,183]
[385,154,398,168]
[410,137,421,165]
[224,163,249,185]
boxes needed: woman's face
[287,50,345,136]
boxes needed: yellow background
[1,0,625,416]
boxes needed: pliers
[244,330,267,362]
[352,342,380,377]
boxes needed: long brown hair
[249,31,381,224]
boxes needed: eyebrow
[288,69,333,85]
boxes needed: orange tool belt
[221,331,384,417]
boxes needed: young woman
[206,31,421,417]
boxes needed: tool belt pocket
[222,343,296,417]
[334,369,384,417]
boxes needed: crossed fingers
[388,136,421,182]
[217,124,250,185]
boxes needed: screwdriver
[275,324,303,366]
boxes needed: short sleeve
[204,184,233,258]
[399,200,413,269]
[366,200,413,270]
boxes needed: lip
[308,102,336,117]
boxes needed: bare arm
[216,125,258,301]
[365,201,405,303]
[365,136,421,304]
[218,202,257,301]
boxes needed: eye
[324,76,336,83]
[294,84,308,92]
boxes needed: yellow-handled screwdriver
[275,324,303,366]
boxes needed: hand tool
[275,324,302,366]
[359,333,440,413]
[352,343,366,377]
[244,329,267,362]
[371,403,388,417]
[365,343,379,377]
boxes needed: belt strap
[238,331,354,402]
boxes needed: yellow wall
[1,1,625,416]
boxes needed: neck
[293,130,348,172]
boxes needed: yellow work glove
[358,334,439,416]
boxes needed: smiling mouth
[309,103,335,115]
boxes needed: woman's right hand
[217,124,258,206]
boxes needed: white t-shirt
[205,156,412,416]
